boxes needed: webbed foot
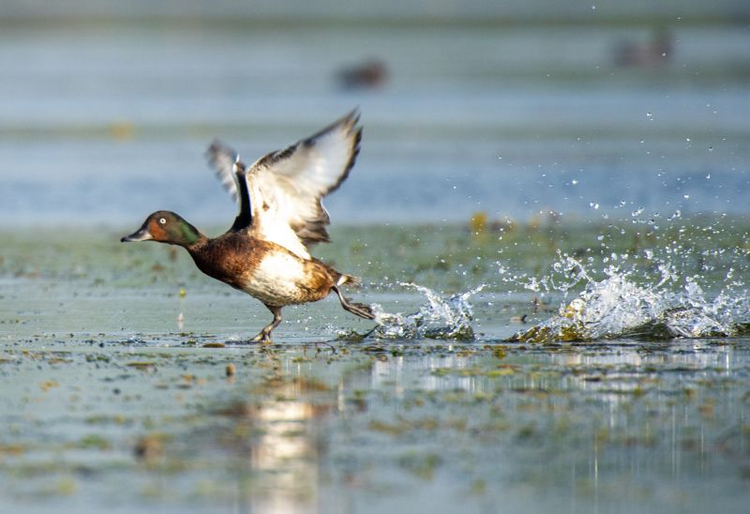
[251,331,274,344]
[332,286,376,320]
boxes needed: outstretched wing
[206,110,362,258]
[207,110,362,259]
[206,141,252,232]
[248,110,361,254]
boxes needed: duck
[613,28,673,68]
[121,110,375,343]
[337,59,388,90]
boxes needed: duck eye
[159,217,167,225]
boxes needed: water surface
[1,8,749,514]
[2,221,750,513]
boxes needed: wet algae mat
[1,222,749,513]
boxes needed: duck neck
[185,235,208,252]
[174,220,206,249]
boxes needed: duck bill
[120,224,153,242]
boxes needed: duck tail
[336,273,361,287]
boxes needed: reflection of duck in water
[337,59,388,90]
[613,28,673,67]
[216,373,337,511]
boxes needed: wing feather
[206,141,240,203]
[205,110,362,259]
[206,141,252,232]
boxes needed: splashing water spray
[507,218,750,343]
[340,283,485,341]
[340,210,750,344]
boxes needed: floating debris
[134,433,166,462]
[469,211,488,234]
[125,361,158,373]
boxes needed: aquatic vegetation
[1,244,750,513]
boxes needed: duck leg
[252,305,283,343]
[332,286,376,320]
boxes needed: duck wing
[206,141,252,232]
[207,110,362,259]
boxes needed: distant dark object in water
[134,434,165,462]
[338,59,388,90]
[613,29,673,68]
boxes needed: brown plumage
[187,232,339,305]
[121,111,374,343]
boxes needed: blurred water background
[0,0,748,228]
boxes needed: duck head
[121,211,203,247]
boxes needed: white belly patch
[241,252,307,305]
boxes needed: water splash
[343,283,483,341]
[509,258,750,343]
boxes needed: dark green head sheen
[121,211,202,247]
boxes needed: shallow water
[1,221,750,513]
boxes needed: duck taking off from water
[121,110,375,343]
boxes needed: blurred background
[0,0,748,228]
